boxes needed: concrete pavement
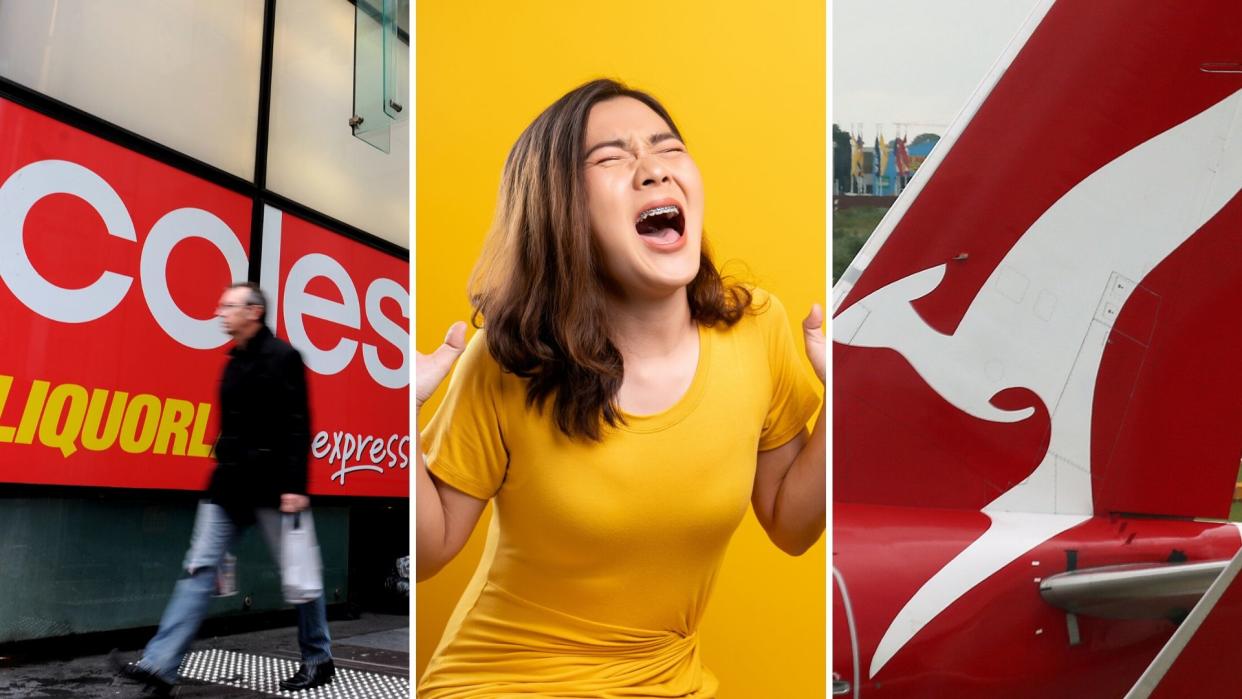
[0,613,409,698]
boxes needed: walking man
[115,282,334,693]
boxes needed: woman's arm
[416,449,487,581]
[751,305,826,556]
[415,322,488,581]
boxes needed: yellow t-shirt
[419,290,821,698]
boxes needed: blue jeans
[137,501,332,683]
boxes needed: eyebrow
[583,131,682,159]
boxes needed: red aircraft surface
[832,2,1242,697]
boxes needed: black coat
[207,325,311,509]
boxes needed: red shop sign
[0,97,409,497]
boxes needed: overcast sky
[834,0,1044,142]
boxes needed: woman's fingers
[442,321,467,351]
[416,321,468,409]
[802,304,825,384]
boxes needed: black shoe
[279,659,335,691]
[109,649,175,696]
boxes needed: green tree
[832,124,852,194]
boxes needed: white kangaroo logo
[835,88,1242,677]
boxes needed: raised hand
[416,321,467,412]
[802,304,825,384]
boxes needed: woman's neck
[606,287,695,359]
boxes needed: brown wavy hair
[469,79,751,441]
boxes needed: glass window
[0,0,264,180]
[266,0,409,248]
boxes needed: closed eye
[589,152,631,165]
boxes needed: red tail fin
[834,1,1242,518]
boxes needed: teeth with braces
[637,205,680,222]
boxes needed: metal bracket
[1066,612,1081,646]
[1201,62,1242,74]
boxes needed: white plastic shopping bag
[280,511,323,604]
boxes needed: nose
[633,152,670,188]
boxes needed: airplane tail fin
[834,0,1242,519]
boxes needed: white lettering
[0,160,135,322]
[329,463,384,485]
[284,253,360,376]
[260,205,282,334]
[386,434,399,468]
[312,427,410,486]
[356,434,374,462]
[141,208,248,349]
[328,430,345,464]
[362,278,410,389]
[2,162,409,391]
[340,432,358,465]
[311,431,330,459]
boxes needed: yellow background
[416,1,826,696]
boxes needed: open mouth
[635,204,685,244]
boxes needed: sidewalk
[0,613,409,698]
